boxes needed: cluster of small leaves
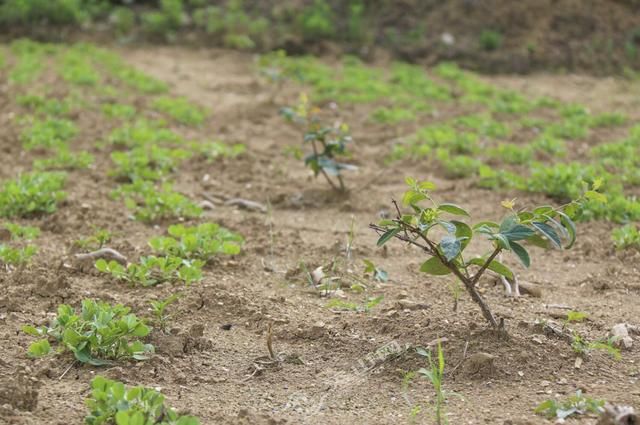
[0,172,66,218]
[96,256,204,287]
[534,390,604,420]
[23,300,154,365]
[74,228,112,250]
[149,294,180,331]
[152,96,208,126]
[107,120,183,148]
[21,117,78,150]
[326,296,383,313]
[0,222,40,267]
[34,149,94,171]
[111,146,191,182]
[190,140,246,161]
[86,376,200,425]
[612,224,640,250]
[16,94,75,116]
[571,333,622,360]
[101,102,137,120]
[281,93,356,191]
[114,180,202,223]
[363,259,388,283]
[149,223,243,262]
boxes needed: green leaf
[95,258,108,272]
[557,211,577,249]
[468,258,513,280]
[376,228,400,246]
[452,220,472,250]
[438,203,469,217]
[501,224,535,242]
[531,221,561,249]
[584,190,607,204]
[22,325,42,336]
[491,233,511,250]
[27,339,51,357]
[440,235,461,261]
[402,190,426,206]
[509,241,531,267]
[473,221,499,231]
[419,256,451,275]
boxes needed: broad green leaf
[473,221,499,231]
[501,224,535,242]
[468,257,513,280]
[436,220,456,234]
[491,233,511,250]
[419,256,451,275]
[452,220,472,250]
[95,259,108,272]
[584,190,607,204]
[440,235,461,261]
[27,339,51,357]
[557,211,576,248]
[531,221,561,249]
[509,241,530,267]
[402,190,426,206]
[418,181,436,190]
[22,325,42,336]
[438,203,469,217]
[527,234,551,249]
[376,227,400,246]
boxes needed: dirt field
[0,43,639,425]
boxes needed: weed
[531,135,566,157]
[437,151,481,179]
[58,47,100,86]
[363,259,388,283]
[571,333,622,360]
[152,96,207,126]
[110,7,136,36]
[16,94,74,116]
[416,342,450,424]
[114,180,202,222]
[326,295,383,313]
[566,310,588,322]
[371,177,602,328]
[23,300,154,365]
[21,117,78,150]
[141,0,184,40]
[281,93,356,192]
[96,255,204,287]
[149,293,180,331]
[0,172,66,218]
[0,222,39,267]
[85,376,200,425]
[488,143,533,165]
[298,0,335,40]
[34,149,94,171]
[535,390,604,420]
[3,223,40,240]
[612,224,640,250]
[149,223,243,262]
[371,107,416,124]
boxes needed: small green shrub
[0,172,66,218]
[149,223,243,261]
[612,224,640,250]
[0,0,85,26]
[488,143,533,165]
[110,146,191,182]
[141,0,184,39]
[85,376,200,425]
[21,117,78,149]
[479,30,502,51]
[152,96,207,126]
[16,94,73,116]
[23,300,154,365]
[298,0,335,40]
[58,48,100,86]
[107,120,182,147]
[33,149,94,171]
[96,256,204,287]
[115,181,202,222]
[110,7,136,36]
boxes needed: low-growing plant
[371,177,604,329]
[74,228,112,250]
[85,376,200,425]
[107,120,183,147]
[16,94,74,116]
[58,47,100,86]
[149,293,180,331]
[0,172,66,217]
[571,332,622,360]
[566,310,588,323]
[416,342,452,425]
[23,299,154,365]
[101,102,137,120]
[479,30,502,51]
[488,143,533,165]
[535,390,604,420]
[152,96,207,126]
[21,117,78,150]
[96,255,204,287]
[281,93,356,192]
[363,259,388,283]
[326,295,383,313]
[612,224,640,250]
[110,146,191,182]
[114,180,202,223]
[149,223,243,262]
[0,222,39,267]
[33,149,94,171]
[190,140,246,161]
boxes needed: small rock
[574,356,583,369]
[611,323,634,350]
[466,352,496,375]
[396,300,429,310]
[199,200,215,210]
[385,309,399,318]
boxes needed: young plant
[371,177,603,329]
[612,224,640,250]
[149,293,180,331]
[96,256,204,287]
[74,228,112,250]
[416,342,449,425]
[21,117,78,150]
[281,94,356,192]
[149,223,243,262]
[152,96,208,126]
[363,259,388,283]
[0,172,66,218]
[535,390,604,420]
[33,149,94,171]
[0,223,40,267]
[23,300,154,365]
[85,376,200,425]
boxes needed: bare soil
[0,46,639,425]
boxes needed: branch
[470,247,502,286]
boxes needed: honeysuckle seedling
[370,177,605,329]
[281,93,357,192]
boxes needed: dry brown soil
[1,46,639,425]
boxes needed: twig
[267,323,275,360]
[74,248,127,265]
[58,360,76,380]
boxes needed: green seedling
[101,103,137,120]
[74,228,112,250]
[566,310,588,323]
[326,295,383,313]
[571,333,622,360]
[85,376,200,425]
[3,223,40,240]
[612,224,640,250]
[479,30,502,51]
[372,177,604,329]
[96,255,204,287]
[114,180,202,223]
[363,259,388,283]
[23,300,154,365]
[107,120,183,147]
[416,342,451,425]
[0,172,66,218]
[16,94,74,116]
[91,48,168,94]
[0,223,39,267]
[281,93,356,192]
[448,280,463,312]
[535,390,604,420]
[21,117,78,150]
[190,141,246,161]
[58,48,100,86]
[33,149,94,171]
[152,96,208,126]
[149,293,180,331]
[149,223,243,262]
[110,146,191,182]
